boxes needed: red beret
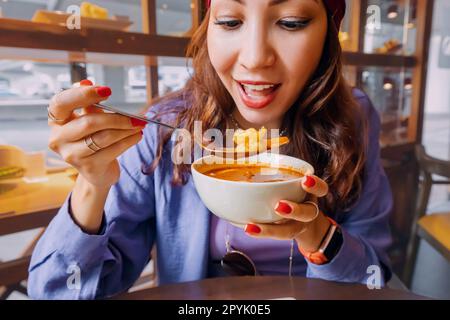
[205,0,346,30]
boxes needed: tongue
[244,86,277,97]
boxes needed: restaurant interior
[0,0,449,300]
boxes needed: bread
[0,145,26,179]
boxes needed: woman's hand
[47,80,148,233]
[47,80,146,189]
[244,175,331,253]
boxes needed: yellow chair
[403,145,450,287]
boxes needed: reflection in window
[363,0,417,56]
[0,61,70,106]
[423,0,450,161]
[359,67,413,146]
[0,60,70,154]
[156,0,194,36]
[157,57,193,96]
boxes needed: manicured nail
[80,79,93,86]
[96,86,112,97]
[275,201,292,214]
[131,118,148,127]
[303,175,316,188]
[140,130,144,136]
[245,224,261,234]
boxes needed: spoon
[93,103,289,158]
[93,103,178,130]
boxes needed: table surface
[117,276,428,300]
[0,170,75,235]
[0,170,75,215]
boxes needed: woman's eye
[214,19,242,30]
[277,19,311,31]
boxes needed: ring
[84,135,102,153]
[47,107,67,123]
[303,201,320,223]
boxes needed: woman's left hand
[244,175,331,253]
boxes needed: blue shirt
[28,88,393,299]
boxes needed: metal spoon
[93,103,289,158]
[93,103,178,130]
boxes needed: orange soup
[200,164,304,183]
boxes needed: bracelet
[298,217,340,265]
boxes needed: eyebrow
[230,0,318,7]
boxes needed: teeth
[242,83,276,91]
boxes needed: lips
[236,80,281,110]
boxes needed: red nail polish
[80,79,93,86]
[131,118,148,127]
[304,176,316,188]
[275,201,292,214]
[96,86,112,97]
[245,224,261,234]
[140,130,144,136]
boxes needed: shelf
[0,18,418,69]
[342,52,417,68]
[381,141,416,160]
[0,18,190,58]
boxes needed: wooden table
[0,170,75,236]
[0,170,75,293]
[117,276,428,300]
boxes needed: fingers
[58,128,142,160]
[53,112,146,143]
[273,199,320,223]
[48,84,112,124]
[301,175,328,198]
[78,79,105,116]
[244,220,306,240]
[82,104,105,115]
[58,131,143,168]
[85,131,143,165]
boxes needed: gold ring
[47,107,67,123]
[84,135,102,153]
[303,201,320,222]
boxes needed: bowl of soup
[191,153,314,226]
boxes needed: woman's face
[207,0,328,130]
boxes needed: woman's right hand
[48,80,147,189]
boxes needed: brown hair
[145,10,366,215]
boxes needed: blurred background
[0,0,449,300]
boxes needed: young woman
[28,0,393,299]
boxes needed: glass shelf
[363,0,417,56]
[344,65,414,147]
[340,0,418,56]
[0,0,198,36]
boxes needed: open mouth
[236,81,282,109]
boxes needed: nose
[238,21,276,71]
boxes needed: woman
[28,0,393,299]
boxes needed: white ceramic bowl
[191,153,314,226]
